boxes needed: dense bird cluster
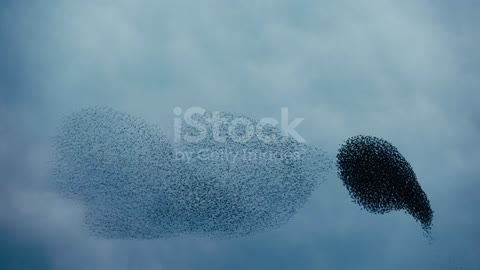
[336,135,433,233]
[53,107,331,239]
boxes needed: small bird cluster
[53,107,332,239]
[336,135,433,233]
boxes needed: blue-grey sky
[1,1,479,269]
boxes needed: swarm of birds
[53,107,332,239]
[336,135,433,233]
[53,107,433,239]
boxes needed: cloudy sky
[1,1,479,269]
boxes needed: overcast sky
[1,1,479,269]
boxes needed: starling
[337,135,433,233]
[53,107,332,239]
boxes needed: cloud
[0,0,479,269]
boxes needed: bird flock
[53,107,331,239]
[53,107,433,239]
[336,135,433,234]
